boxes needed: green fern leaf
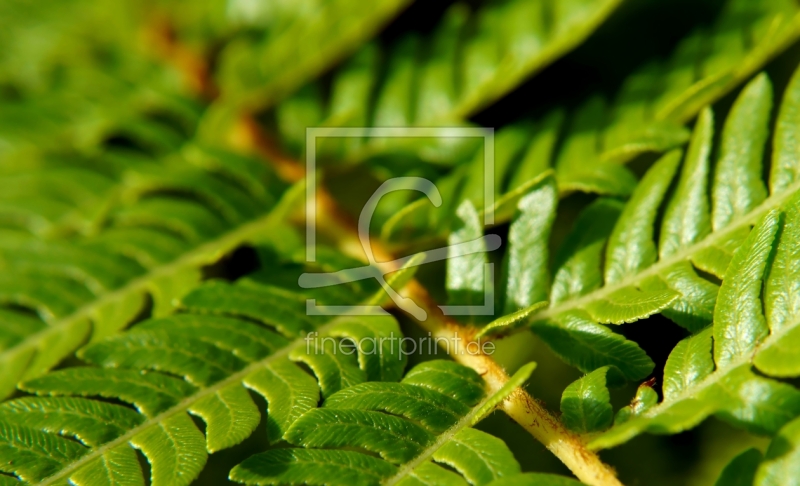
[755,415,800,485]
[0,254,409,485]
[486,473,584,486]
[549,199,622,304]
[502,173,558,312]
[0,422,88,483]
[590,198,800,448]
[214,0,413,114]
[9,0,800,483]
[772,57,800,192]
[604,151,682,283]
[612,380,658,426]
[446,200,492,317]
[381,0,800,245]
[229,361,536,486]
[1,66,198,165]
[560,366,621,434]
[533,310,655,382]
[321,0,798,174]
[601,0,800,158]
[710,73,772,231]
[270,0,623,163]
[714,448,762,486]
[0,149,300,400]
[553,96,641,197]
[478,69,800,385]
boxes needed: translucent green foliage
[711,74,772,231]
[0,264,407,485]
[401,360,486,405]
[590,200,800,449]
[559,0,800,176]
[0,146,292,401]
[501,174,558,312]
[0,0,204,164]
[446,200,491,318]
[613,381,658,426]
[755,416,800,485]
[771,59,800,193]
[659,108,714,258]
[604,150,682,284]
[286,0,800,173]
[482,69,800,388]
[215,0,412,113]
[661,328,714,402]
[230,361,535,486]
[477,302,549,339]
[381,0,800,244]
[487,473,585,486]
[7,0,800,483]
[755,174,800,377]
[531,311,654,381]
[714,448,762,486]
[561,367,620,434]
[0,0,141,89]
[270,0,623,162]
[425,165,653,381]
[550,199,623,304]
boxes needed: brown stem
[140,21,624,486]
[407,283,622,485]
[238,119,623,486]
[144,15,218,99]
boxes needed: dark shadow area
[617,314,689,399]
[473,0,727,127]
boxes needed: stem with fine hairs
[235,117,624,486]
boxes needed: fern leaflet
[269,0,622,163]
[0,261,407,485]
[0,152,292,399]
[230,361,536,486]
[381,0,800,243]
[588,193,800,448]
[469,68,800,387]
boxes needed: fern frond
[451,175,654,382]
[0,0,148,92]
[532,0,800,193]
[0,69,199,164]
[560,366,621,435]
[381,0,800,243]
[713,447,762,486]
[0,268,406,485]
[470,67,800,387]
[522,69,800,446]
[588,196,800,448]
[269,0,622,161]
[229,361,536,486]
[0,1,202,161]
[0,147,293,399]
[486,474,584,486]
[8,0,800,482]
[754,415,800,484]
[214,0,413,115]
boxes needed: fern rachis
[477,69,800,387]
[1,271,408,485]
[230,362,538,486]
[8,0,800,485]
[0,173,297,401]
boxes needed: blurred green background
[3,0,800,484]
